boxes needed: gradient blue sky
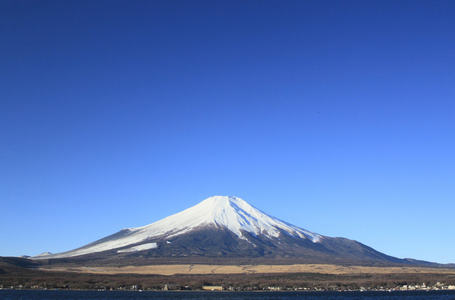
[1,0,454,264]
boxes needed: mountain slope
[35,196,321,259]
[33,196,413,265]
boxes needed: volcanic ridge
[33,196,434,266]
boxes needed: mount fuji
[33,196,416,265]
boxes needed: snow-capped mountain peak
[31,196,415,266]
[136,196,320,242]
[34,196,321,259]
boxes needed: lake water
[1,290,455,300]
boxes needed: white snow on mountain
[34,196,322,259]
[117,242,157,253]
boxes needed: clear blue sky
[1,0,454,264]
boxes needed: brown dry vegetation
[2,257,455,291]
[3,268,455,291]
[41,263,455,276]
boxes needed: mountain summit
[34,196,407,265]
[154,195,322,242]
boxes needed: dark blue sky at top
[1,1,454,263]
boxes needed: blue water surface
[1,290,455,300]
